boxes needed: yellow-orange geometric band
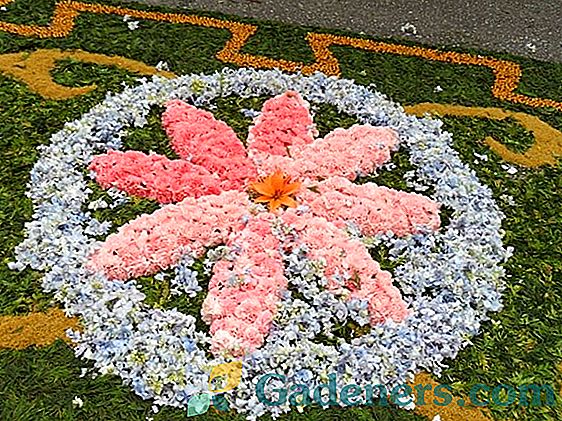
[0,0,561,112]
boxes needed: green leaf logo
[187,393,210,417]
[212,394,230,412]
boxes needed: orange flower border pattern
[0,0,561,112]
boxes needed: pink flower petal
[301,176,441,237]
[87,190,251,280]
[255,125,398,180]
[247,91,317,158]
[89,150,223,204]
[162,100,257,190]
[280,211,409,324]
[202,213,287,356]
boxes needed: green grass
[0,341,429,421]
[0,0,561,420]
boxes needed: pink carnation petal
[203,213,287,356]
[280,211,409,324]
[301,176,441,237]
[162,100,257,190]
[247,91,317,158]
[89,150,223,204]
[256,125,398,181]
[87,190,251,280]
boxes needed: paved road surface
[133,0,562,62]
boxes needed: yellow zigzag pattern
[0,0,561,112]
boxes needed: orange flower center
[249,170,302,212]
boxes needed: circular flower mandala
[11,69,510,419]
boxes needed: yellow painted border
[0,0,561,112]
[0,308,78,349]
[405,103,562,167]
[0,48,175,99]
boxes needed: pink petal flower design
[204,212,286,354]
[90,150,223,203]
[280,210,409,324]
[247,90,317,156]
[88,91,441,356]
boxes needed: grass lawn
[0,0,561,420]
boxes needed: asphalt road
[132,0,562,62]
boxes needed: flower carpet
[0,1,561,421]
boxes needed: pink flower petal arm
[301,176,441,237]
[281,211,409,324]
[254,125,398,180]
[89,150,223,204]
[247,91,318,158]
[202,213,286,356]
[88,191,251,280]
[162,100,257,190]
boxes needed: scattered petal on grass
[72,396,84,408]
[501,164,518,174]
[155,61,170,71]
[474,152,489,161]
[499,194,516,206]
